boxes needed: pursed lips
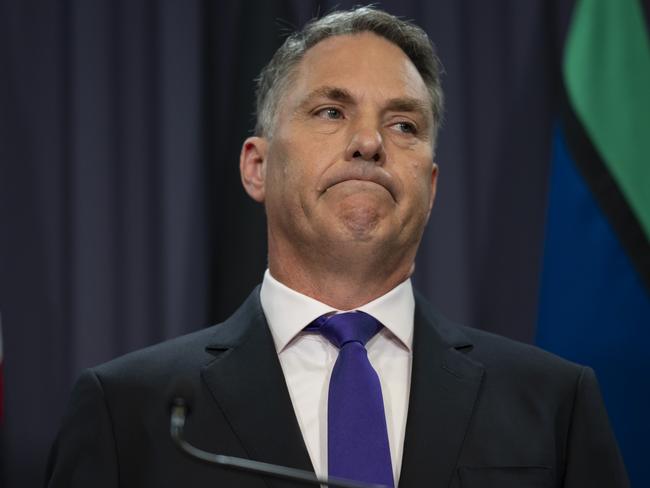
[318,165,398,202]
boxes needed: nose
[344,126,385,164]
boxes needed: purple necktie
[309,311,394,488]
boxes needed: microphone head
[166,377,195,416]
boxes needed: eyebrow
[384,97,431,119]
[297,86,355,109]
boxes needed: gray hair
[254,6,444,139]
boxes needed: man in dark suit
[46,7,629,488]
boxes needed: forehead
[286,32,430,109]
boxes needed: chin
[336,207,381,240]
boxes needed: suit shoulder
[415,292,586,381]
[91,287,264,385]
[93,325,218,378]
[432,310,588,406]
[459,323,583,374]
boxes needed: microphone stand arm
[170,404,386,488]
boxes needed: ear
[240,136,268,202]
[428,162,439,212]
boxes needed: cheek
[406,160,434,201]
[267,139,294,184]
[266,141,310,205]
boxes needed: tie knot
[310,311,382,349]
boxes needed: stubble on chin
[336,204,381,241]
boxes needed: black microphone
[168,378,387,488]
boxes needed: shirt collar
[260,269,414,353]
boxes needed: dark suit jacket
[46,287,629,487]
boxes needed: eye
[316,107,344,120]
[392,121,417,134]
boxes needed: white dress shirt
[260,269,414,484]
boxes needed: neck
[268,242,415,310]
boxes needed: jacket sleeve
[45,369,119,488]
[562,366,629,488]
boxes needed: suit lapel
[200,288,314,488]
[398,295,485,488]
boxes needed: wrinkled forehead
[281,33,432,117]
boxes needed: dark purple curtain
[0,1,573,486]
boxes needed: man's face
[242,32,438,270]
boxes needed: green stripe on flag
[564,0,650,241]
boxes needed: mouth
[319,164,398,202]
